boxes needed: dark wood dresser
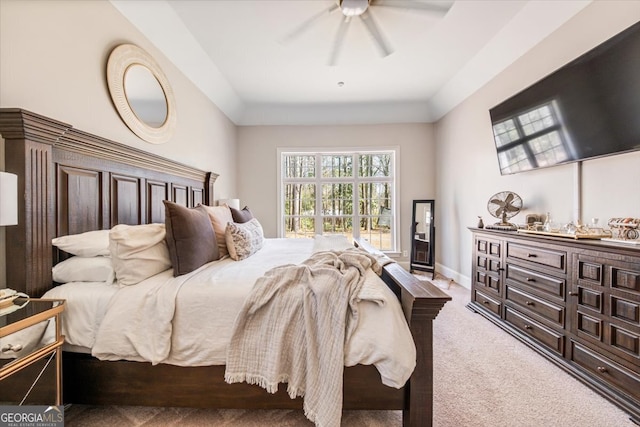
[467,228,640,422]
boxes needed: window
[492,102,571,174]
[279,150,397,252]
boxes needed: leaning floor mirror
[410,199,435,278]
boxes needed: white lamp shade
[0,171,18,226]
[218,198,240,210]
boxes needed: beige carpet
[64,277,636,426]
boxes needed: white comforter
[43,238,416,388]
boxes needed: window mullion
[315,153,322,234]
[353,153,360,239]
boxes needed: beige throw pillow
[200,204,233,258]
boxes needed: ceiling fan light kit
[340,0,370,17]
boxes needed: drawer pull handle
[527,253,537,258]
[525,301,534,306]
[524,325,533,330]
[596,366,608,374]
[525,277,536,282]
[568,292,578,296]
[482,300,490,305]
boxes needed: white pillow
[225,218,264,261]
[109,223,171,286]
[52,230,110,257]
[52,256,115,284]
[312,234,354,253]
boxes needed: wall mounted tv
[489,21,640,175]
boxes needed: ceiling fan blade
[360,9,393,57]
[280,3,340,44]
[371,0,452,14]
[328,16,350,66]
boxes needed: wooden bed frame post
[355,240,451,427]
[0,109,66,296]
[404,298,440,427]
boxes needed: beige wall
[237,123,436,261]
[435,1,640,287]
[0,0,238,286]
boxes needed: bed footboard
[355,239,451,427]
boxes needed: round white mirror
[107,44,176,144]
[124,64,168,128]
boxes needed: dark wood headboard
[0,108,218,297]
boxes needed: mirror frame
[107,44,176,144]
[410,199,435,277]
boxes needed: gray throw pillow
[163,201,219,276]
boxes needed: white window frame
[277,147,400,254]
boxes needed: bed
[0,108,451,426]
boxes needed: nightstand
[0,298,65,405]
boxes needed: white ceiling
[111,0,592,126]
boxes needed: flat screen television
[489,21,640,175]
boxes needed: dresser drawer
[507,242,566,272]
[476,237,502,257]
[474,290,501,317]
[506,264,565,299]
[505,307,564,356]
[576,252,640,296]
[505,285,564,327]
[609,323,640,359]
[571,341,640,402]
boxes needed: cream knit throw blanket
[225,248,385,427]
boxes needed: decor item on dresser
[604,218,640,245]
[0,108,451,427]
[518,218,614,240]
[467,227,640,423]
[107,44,177,144]
[526,213,544,230]
[484,191,522,231]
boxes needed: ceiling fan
[282,0,453,66]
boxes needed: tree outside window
[281,150,396,252]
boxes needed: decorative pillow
[200,204,233,258]
[225,218,264,261]
[164,201,219,276]
[52,256,115,284]
[109,223,171,286]
[230,206,254,224]
[312,234,354,253]
[52,230,110,257]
